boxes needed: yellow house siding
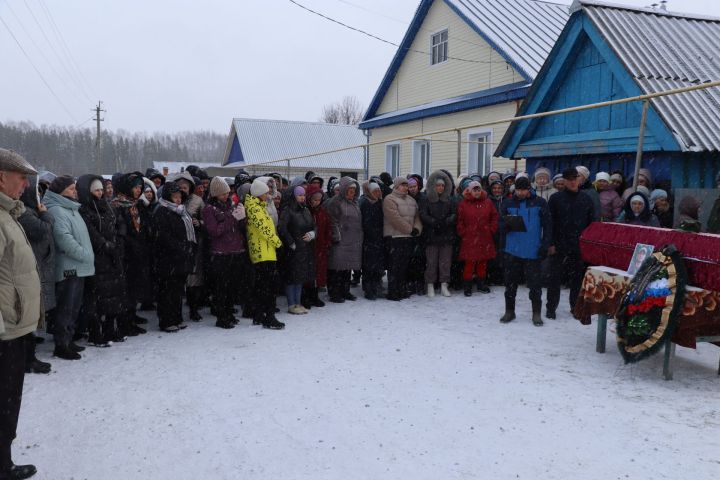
[368,103,525,179]
[376,0,523,115]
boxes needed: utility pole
[92,101,105,165]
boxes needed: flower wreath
[615,245,687,364]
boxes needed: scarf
[159,198,196,243]
[113,193,141,232]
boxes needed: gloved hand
[232,204,246,220]
[410,228,419,237]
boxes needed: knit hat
[552,173,564,184]
[595,172,610,182]
[516,172,529,180]
[368,182,381,192]
[514,177,531,190]
[407,177,418,187]
[293,186,306,197]
[610,173,623,182]
[637,185,650,197]
[534,167,552,181]
[468,181,482,190]
[576,165,590,179]
[89,178,104,193]
[49,175,75,194]
[434,177,446,186]
[209,176,230,198]
[629,194,646,206]
[250,178,270,197]
[650,189,668,203]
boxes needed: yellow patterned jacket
[245,194,282,264]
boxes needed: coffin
[579,222,720,292]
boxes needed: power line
[22,0,93,103]
[0,12,77,121]
[288,0,507,65]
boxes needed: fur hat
[250,178,270,197]
[49,175,75,194]
[209,176,230,198]
[0,148,37,175]
[393,176,409,189]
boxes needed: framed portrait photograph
[627,243,655,276]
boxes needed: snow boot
[440,283,451,297]
[427,284,435,297]
[53,345,81,360]
[311,288,325,307]
[532,300,543,326]
[25,358,52,374]
[215,317,235,329]
[9,463,37,480]
[500,311,516,323]
[463,281,473,297]
[546,310,556,320]
[476,278,491,294]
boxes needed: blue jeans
[285,284,302,307]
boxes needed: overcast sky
[1,0,718,134]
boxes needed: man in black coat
[546,167,596,318]
[359,181,385,300]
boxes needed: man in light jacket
[0,148,42,480]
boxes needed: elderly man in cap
[546,167,596,319]
[0,148,41,479]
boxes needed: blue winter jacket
[499,191,552,260]
[43,190,95,281]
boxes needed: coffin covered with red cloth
[579,222,720,292]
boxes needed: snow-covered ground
[20,287,720,480]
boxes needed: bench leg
[663,338,676,381]
[596,314,608,353]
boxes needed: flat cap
[0,148,37,175]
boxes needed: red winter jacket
[457,189,499,262]
[306,184,332,287]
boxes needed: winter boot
[215,317,235,329]
[500,296,516,323]
[300,287,313,310]
[427,284,435,297]
[8,464,37,480]
[440,282,451,297]
[532,299,543,326]
[53,345,81,360]
[463,281,473,297]
[476,278,491,294]
[187,288,203,321]
[311,288,325,307]
[25,358,52,374]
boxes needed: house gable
[497,11,682,159]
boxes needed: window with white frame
[385,143,400,177]
[468,131,492,175]
[412,140,431,178]
[431,30,448,65]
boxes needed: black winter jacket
[153,205,196,277]
[548,189,595,256]
[420,172,456,246]
[278,197,316,284]
[359,194,385,272]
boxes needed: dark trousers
[210,254,241,320]
[327,270,351,300]
[387,237,413,298]
[53,276,85,347]
[362,269,383,297]
[157,274,187,330]
[252,261,277,322]
[0,335,28,474]
[546,252,587,313]
[504,253,542,311]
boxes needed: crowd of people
[2,144,719,479]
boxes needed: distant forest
[0,121,226,176]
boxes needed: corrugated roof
[224,119,366,170]
[578,0,720,151]
[447,0,569,80]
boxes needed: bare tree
[320,96,365,125]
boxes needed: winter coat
[500,191,552,260]
[622,192,660,228]
[532,167,556,201]
[43,189,95,282]
[326,177,363,271]
[306,184,332,287]
[245,194,283,264]
[112,193,155,303]
[653,206,674,229]
[580,180,601,221]
[622,168,654,200]
[278,196,316,284]
[420,170,456,246]
[77,174,127,318]
[0,192,43,340]
[675,195,702,232]
[548,189,595,256]
[203,199,246,255]
[456,190,498,262]
[153,203,196,276]
[18,176,56,311]
[598,188,623,222]
[359,186,385,272]
[707,196,720,233]
[383,190,422,238]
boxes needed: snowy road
[20,287,720,479]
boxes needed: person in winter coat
[420,170,455,297]
[406,175,427,295]
[245,179,285,330]
[383,177,423,301]
[112,172,153,328]
[576,166,601,221]
[18,174,54,374]
[675,195,702,232]
[610,171,626,195]
[43,175,95,360]
[595,172,623,222]
[203,177,247,329]
[552,174,565,194]
[303,184,331,308]
[153,182,197,332]
[622,192,660,227]
[0,149,43,480]
[456,181,498,296]
[278,186,316,315]
[145,168,165,188]
[650,189,673,229]
[77,174,128,346]
[546,168,596,317]
[326,177,363,303]
[486,180,506,285]
[622,168,653,201]
[707,173,720,233]
[532,167,556,201]
[359,181,385,300]
[498,177,552,326]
